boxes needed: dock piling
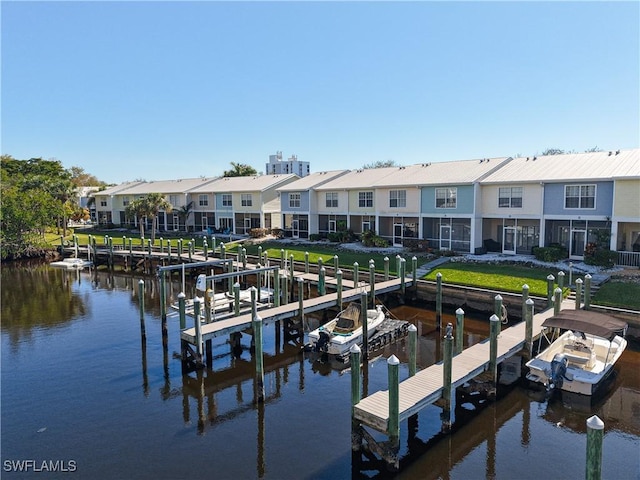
[455,308,464,355]
[178,292,186,330]
[384,256,389,281]
[353,262,359,287]
[584,274,592,310]
[369,260,375,307]
[436,272,443,330]
[253,314,265,403]
[387,355,400,457]
[494,294,503,323]
[575,278,583,309]
[298,277,304,323]
[442,323,454,431]
[193,298,203,359]
[234,282,241,316]
[304,252,309,273]
[138,280,146,338]
[546,274,555,308]
[336,270,343,310]
[557,270,565,290]
[521,284,529,323]
[586,415,604,480]
[361,291,368,362]
[408,324,417,376]
[554,287,562,316]
[319,267,326,296]
[489,314,500,387]
[350,344,362,451]
[525,299,534,358]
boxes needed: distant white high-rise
[266,151,310,177]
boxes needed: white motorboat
[171,274,272,321]
[50,258,93,269]
[526,310,628,396]
[307,303,386,356]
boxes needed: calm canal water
[1,262,639,479]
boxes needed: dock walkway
[180,278,412,344]
[353,300,570,433]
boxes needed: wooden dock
[180,278,413,344]
[352,300,569,433]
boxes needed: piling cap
[408,324,417,332]
[587,415,604,430]
[350,344,361,354]
[253,314,263,323]
[490,314,500,322]
[138,279,144,285]
[456,307,465,315]
[387,355,400,366]
[178,292,185,298]
[526,298,535,305]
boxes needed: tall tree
[125,198,151,240]
[144,193,173,242]
[69,166,106,187]
[175,201,193,233]
[541,148,565,156]
[362,159,399,169]
[223,162,257,177]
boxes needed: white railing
[617,251,640,267]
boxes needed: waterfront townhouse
[313,167,399,238]
[479,148,640,263]
[276,170,350,238]
[93,181,144,225]
[95,177,219,231]
[190,174,298,235]
[386,158,510,251]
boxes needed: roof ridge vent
[616,149,620,155]
[608,151,612,156]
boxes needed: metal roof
[95,181,145,196]
[370,157,511,187]
[104,177,219,195]
[189,174,299,193]
[276,170,350,191]
[481,149,640,184]
[315,157,511,190]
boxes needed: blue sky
[2,1,638,184]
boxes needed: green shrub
[270,228,284,239]
[532,245,567,262]
[309,233,321,242]
[585,249,617,268]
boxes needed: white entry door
[440,225,451,250]
[393,224,403,246]
[292,220,299,239]
[503,227,516,254]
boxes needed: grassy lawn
[48,230,639,310]
[239,241,428,275]
[592,281,640,310]
[423,262,567,297]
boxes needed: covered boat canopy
[541,310,628,340]
[334,303,362,333]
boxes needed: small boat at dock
[307,303,387,356]
[525,310,628,396]
[50,258,93,269]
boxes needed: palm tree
[125,198,151,240]
[144,192,172,242]
[176,201,193,233]
[223,162,258,177]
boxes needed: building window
[100,200,107,207]
[498,187,523,208]
[435,188,457,208]
[289,193,301,208]
[389,190,406,208]
[565,184,596,209]
[198,194,208,207]
[325,192,338,208]
[358,191,373,208]
[222,194,232,207]
[122,197,130,207]
[241,194,252,207]
[169,195,179,207]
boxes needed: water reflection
[2,263,638,479]
[1,262,88,343]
